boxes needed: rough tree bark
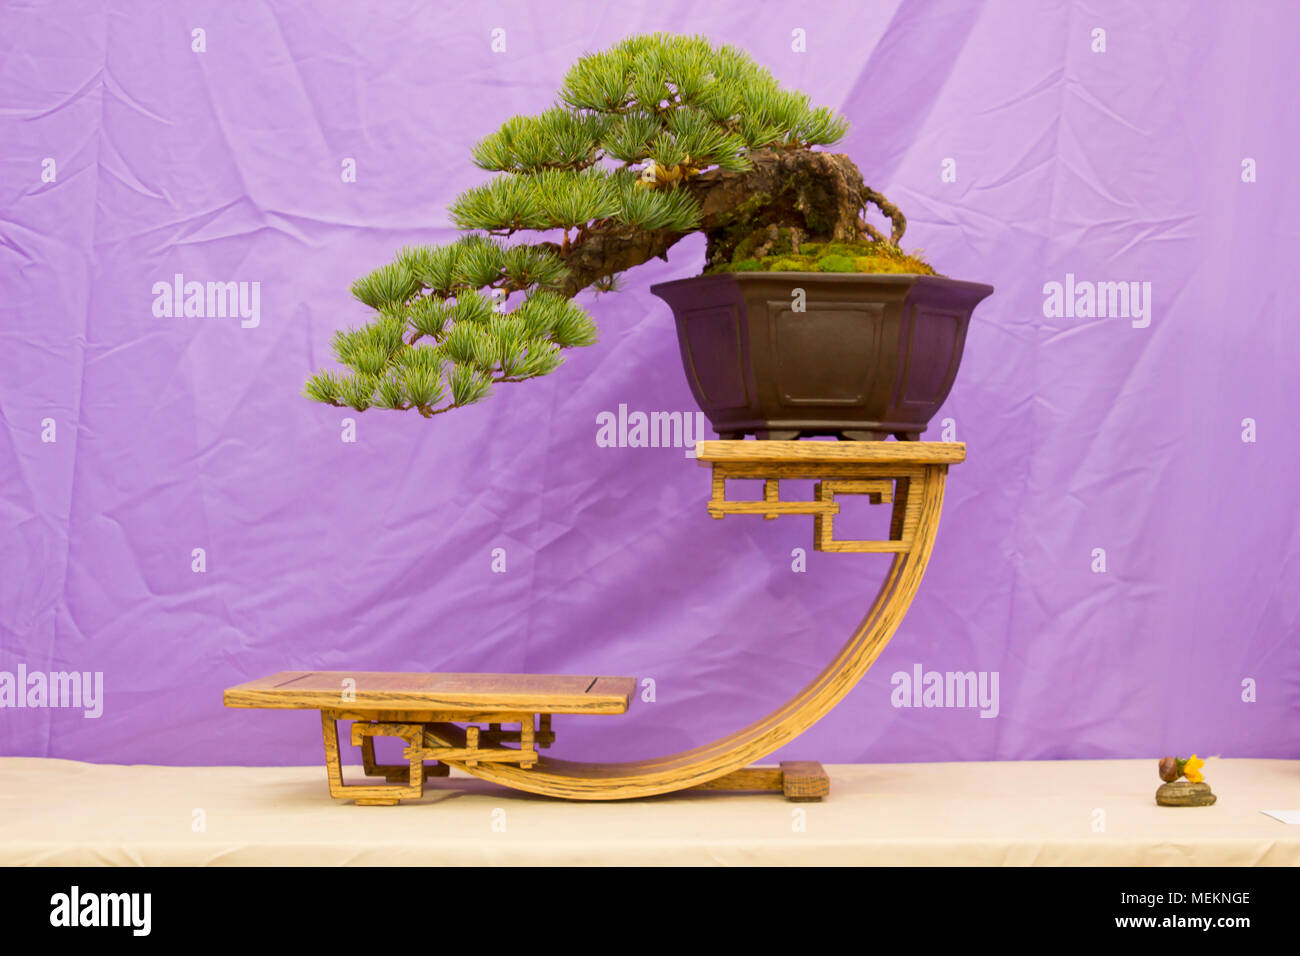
[546,149,906,298]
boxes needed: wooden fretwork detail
[321,713,425,807]
[228,441,964,806]
[700,440,956,553]
[320,712,553,804]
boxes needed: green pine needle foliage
[306,33,851,419]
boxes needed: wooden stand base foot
[780,760,829,801]
[690,760,829,801]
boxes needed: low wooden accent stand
[224,440,963,805]
[224,671,826,804]
[225,672,636,806]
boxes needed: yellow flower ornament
[1155,753,1216,806]
[1158,754,1208,783]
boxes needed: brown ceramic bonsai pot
[650,272,993,440]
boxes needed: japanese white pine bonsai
[304,32,933,418]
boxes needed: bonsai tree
[304,32,934,419]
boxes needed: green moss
[729,222,802,262]
[731,231,763,262]
[855,256,912,273]
[818,254,856,273]
[706,238,937,276]
[718,194,776,262]
[803,203,838,237]
[766,227,799,257]
[726,193,772,224]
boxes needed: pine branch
[306,33,913,421]
[543,149,878,296]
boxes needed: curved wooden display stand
[225,440,963,804]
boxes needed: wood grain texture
[709,499,838,517]
[232,441,958,806]
[320,713,424,805]
[360,730,447,784]
[435,460,951,800]
[686,762,828,800]
[696,440,966,465]
[708,458,927,554]
[691,767,784,791]
[225,672,635,715]
[813,478,913,553]
[781,760,830,801]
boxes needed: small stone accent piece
[1156,779,1217,807]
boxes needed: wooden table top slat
[694,440,966,465]
[223,671,636,715]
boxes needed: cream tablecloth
[1,757,1296,865]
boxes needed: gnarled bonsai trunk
[550,149,905,297]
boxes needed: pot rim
[649,271,994,297]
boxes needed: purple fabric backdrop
[2,0,1297,767]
